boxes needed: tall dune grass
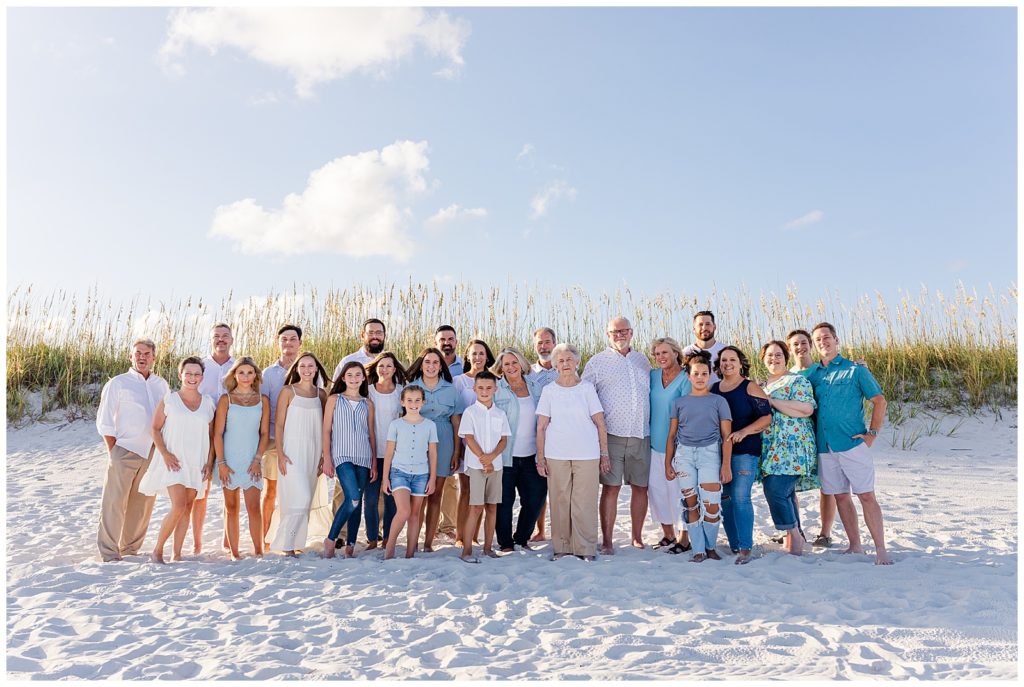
[6,281,1016,422]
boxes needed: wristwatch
[867,429,878,437]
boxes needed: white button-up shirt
[458,400,512,471]
[198,355,234,401]
[530,362,559,388]
[581,347,651,439]
[333,348,376,380]
[95,367,170,457]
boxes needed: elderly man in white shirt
[332,318,387,380]
[530,326,559,388]
[95,337,170,562]
[582,316,652,554]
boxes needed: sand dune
[5,409,1017,679]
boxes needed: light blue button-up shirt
[530,362,559,388]
[808,355,883,453]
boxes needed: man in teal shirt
[808,322,892,565]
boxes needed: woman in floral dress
[759,341,818,556]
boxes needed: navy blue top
[711,380,772,457]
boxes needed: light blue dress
[216,402,264,491]
[406,377,464,478]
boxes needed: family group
[95,310,892,567]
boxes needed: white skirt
[648,449,681,526]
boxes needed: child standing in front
[457,371,511,563]
[664,351,733,563]
[382,386,438,560]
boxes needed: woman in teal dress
[648,337,692,552]
[759,341,817,556]
[405,347,464,552]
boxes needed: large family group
[95,311,893,568]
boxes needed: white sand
[5,409,1018,679]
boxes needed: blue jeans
[762,474,801,532]
[672,444,722,553]
[496,455,548,549]
[721,453,758,552]
[363,458,396,543]
[329,462,371,544]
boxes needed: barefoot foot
[151,550,166,565]
[631,539,645,549]
[875,551,894,565]
[841,546,865,555]
[322,538,336,559]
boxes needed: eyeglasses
[608,328,632,336]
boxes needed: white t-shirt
[369,384,403,459]
[535,381,604,460]
[458,401,512,470]
[682,340,727,384]
[333,348,376,380]
[513,394,538,456]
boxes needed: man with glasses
[333,318,388,380]
[582,316,652,554]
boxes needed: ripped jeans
[721,453,758,552]
[672,444,722,553]
[328,462,371,544]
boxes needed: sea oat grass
[6,281,1016,422]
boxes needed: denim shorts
[390,467,429,497]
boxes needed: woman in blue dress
[405,347,464,552]
[211,356,270,559]
[648,337,692,553]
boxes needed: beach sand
[5,409,1017,679]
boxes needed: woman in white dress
[140,356,216,564]
[270,352,329,555]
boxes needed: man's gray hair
[130,337,156,353]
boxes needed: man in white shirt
[95,338,170,562]
[682,310,728,385]
[261,324,302,549]
[435,324,462,538]
[332,318,387,380]
[193,322,235,554]
[530,326,559,388]
[582,316,652,554]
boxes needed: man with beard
[682,310,728,385]
[434,324,463,538]
[333,319,387,380]
[530,326,558,388]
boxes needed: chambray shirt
[807,355,883,453]
[530,362,559,388]
[261,361,289,439]
[495,376,544,462]
[446,355,464,377]
[581,347,651,439]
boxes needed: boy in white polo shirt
[457,370,511,563]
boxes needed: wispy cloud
[209,140,431,261]
[425,204,488,230]
[516,143,534,161]
[783,210,824,231]
[530,180,577,219]
[159,7,470,98]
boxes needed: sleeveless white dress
[139,392,215,497]
[269,389,325,551]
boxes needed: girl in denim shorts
[663,351,733,562]
[382,387,439,560]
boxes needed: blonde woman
[648,337,691,552]
[210,356,270,559]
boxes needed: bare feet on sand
[151,550,166,565]
[322,538,336,559]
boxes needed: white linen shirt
[458,401,512,471]
[530,362,559,388]
[198,355,234,401]
[95,368,170,458]
[333,348,376,380]
[581,347,651,439]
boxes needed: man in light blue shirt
[808,321,891,565]
[435,324,463,377]
[530,326,559,388]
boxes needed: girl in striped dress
[321,362,377,558]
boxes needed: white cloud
[425,204,488,230]
[516,143,534,161]
[783,210,824,231]
[530,180,577,219]
[247,90,282,106]
[209,140,431,261]
[159,7,470,98]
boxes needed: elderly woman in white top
[491,347,546,552]
[536,343,610,561]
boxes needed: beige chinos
[97,444,157,561]
[547,458,599,557]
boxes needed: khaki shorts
[467,467,503,505]
[819,444,875,495]
[261,439,278,481]
[600,435,651,487]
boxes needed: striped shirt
[330,396,373,468]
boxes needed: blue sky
[6,7,1017,308]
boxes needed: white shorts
[819,444,875,495]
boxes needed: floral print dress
[761,374,820,491]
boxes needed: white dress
[269,389,324,551]
[139,392,215,497]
